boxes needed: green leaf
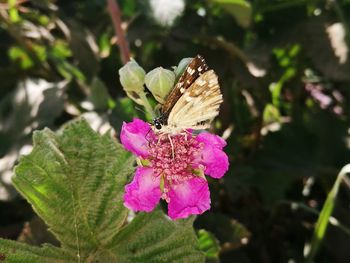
[304,164,350,262]
[196,213,251,248]
[263,104,281,125]
[53,60,85,81]
[0,238,74,263]
[197,229,220,261]
[13,119,135,261]
[282,201,350,237]
[98,32,112,58]
[211,0,252,28]
[111,210,205,263]
[8,0,20,23]
[51,40,72,58]
[6,119,204,262]
[8,46,34,69]
[88,77,111,111]
[32,44,47,62]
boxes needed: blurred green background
[1,0,350,262]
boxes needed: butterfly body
[152,55,223,134]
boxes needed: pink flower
[120,118,229,220]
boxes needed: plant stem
[139,91,156,119]
[107,0,131,64]
[304,164,350,263]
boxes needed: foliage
[305,164,350,262]
[1,0,350,262]
[0,119,204,262]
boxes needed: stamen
[147,132,203,202]
[168,134,175,159]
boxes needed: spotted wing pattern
[161,55,209,121]
[166,70,223,131]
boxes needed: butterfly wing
[167,70,223,130]
[161,55,209,120]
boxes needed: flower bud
[145,67,175,104]
[174,57,192,79]
[119,59,146,103]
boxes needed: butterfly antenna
[145,128,152,145]
[135,106,147,115]
[135,106,153,133]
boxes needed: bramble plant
[121,119,229,219]
[0,119,206,262]
[0,57,225,262]
[2,0,350,262]
[118,57,228,220]
[0,0,350,263]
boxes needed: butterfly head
[153,118,163,130]
[152,113,168,131]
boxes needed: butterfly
[152,55,223,134]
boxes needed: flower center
[148,133,203,201]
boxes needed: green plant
[0,119,204,262]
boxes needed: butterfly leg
[145,128,153,147]
[167,134,175,159]
[182,130,191,141]
[157,133,163,145]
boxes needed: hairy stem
[139,91,156,119]
[107,0,131,64]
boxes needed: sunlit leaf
[8,46,34,69]
[13,119,134,259]
[1,119,205,262]
[304,164,350,262]
[198,229,220,261]
[112,211,205,262]
[33,44,47,62]
[8,0,20,23]
[51,40,72,58]
[0,238,75,262]
[263,103,281,124]
[99,32,112,58]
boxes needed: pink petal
[200,147,229,178]
[168,177,210,220]
[197,132,227,150]
[120,118,153,158]
[197,133,229,179]
[124,167,161,212]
